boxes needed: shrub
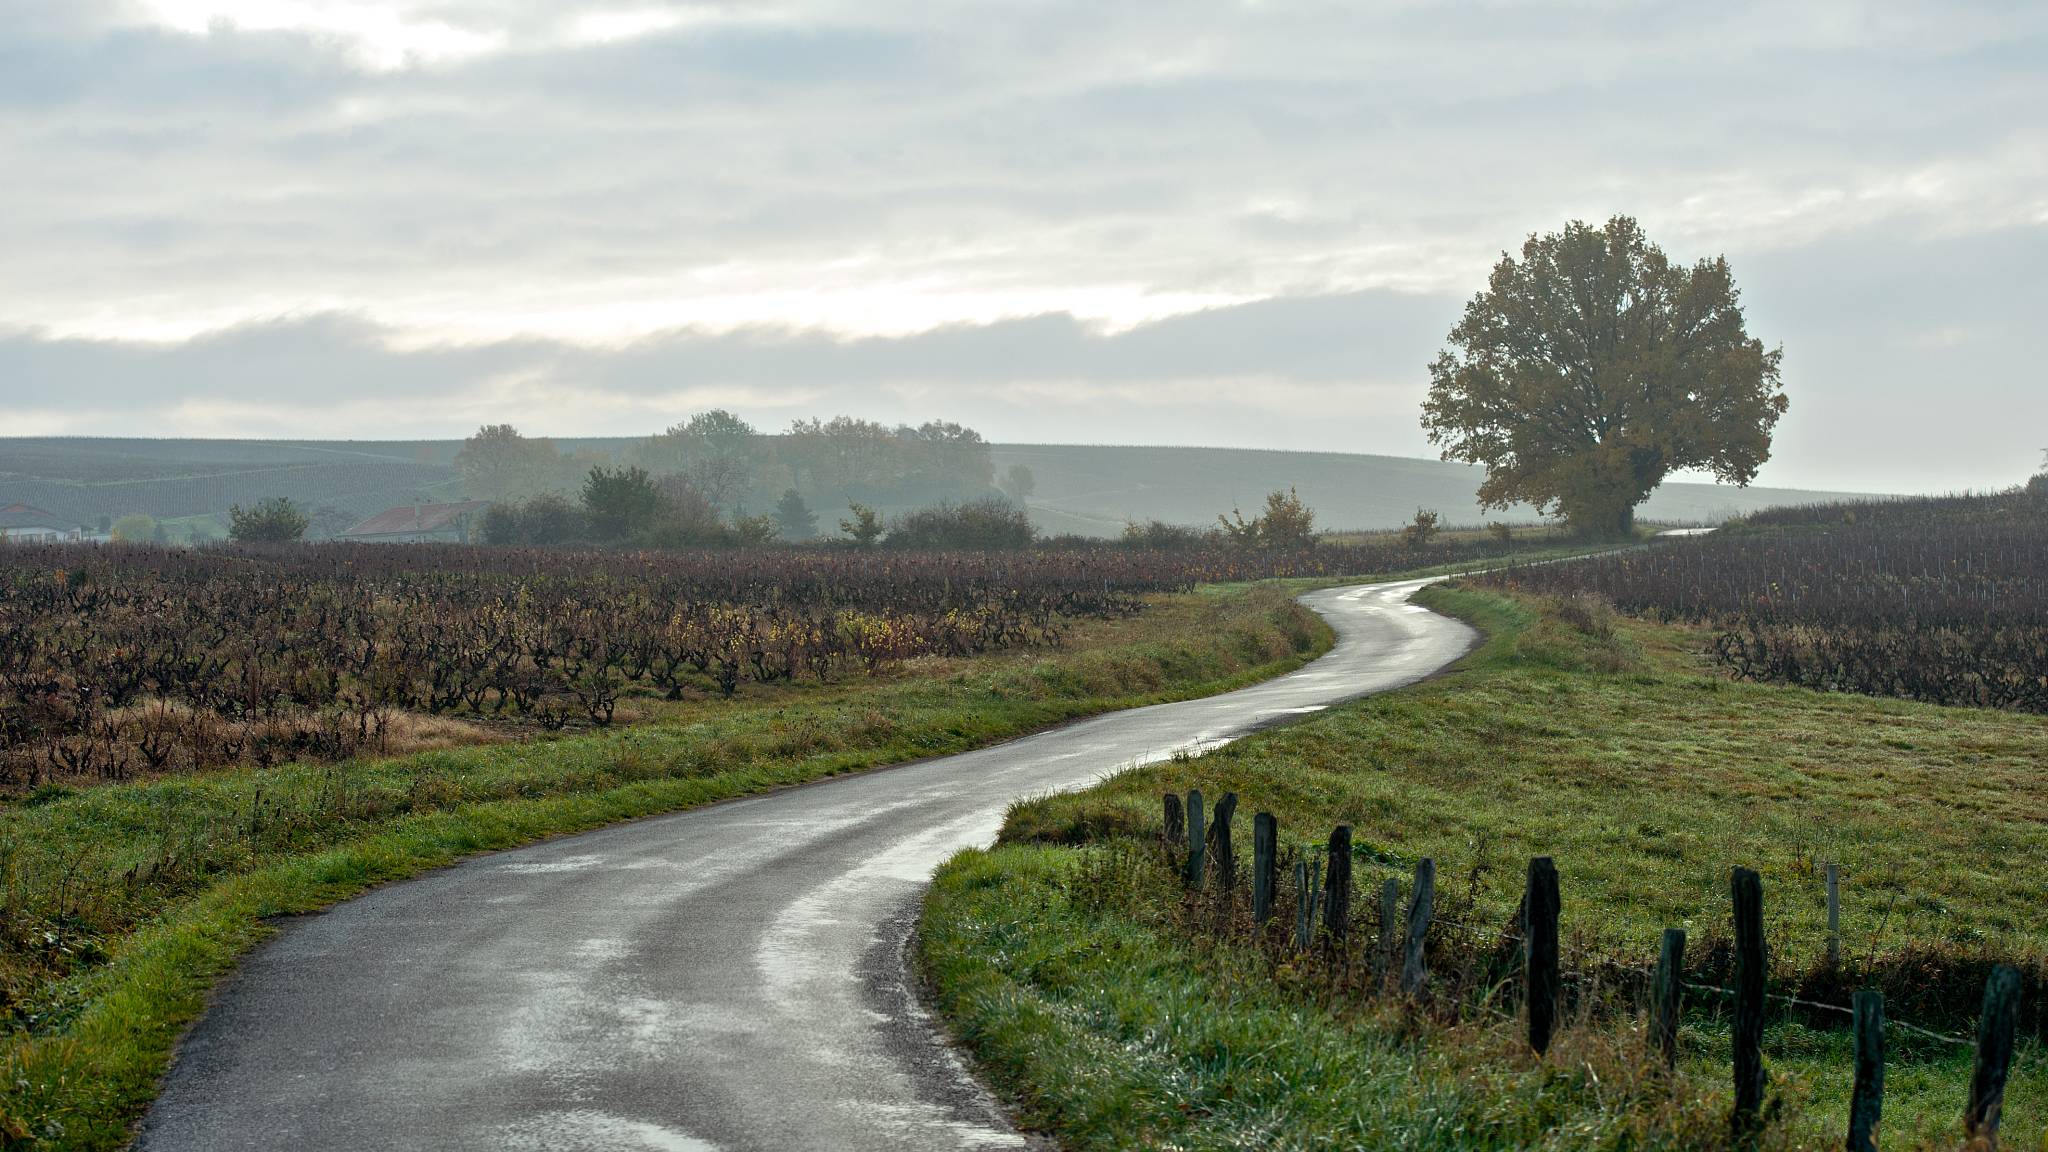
[581,465,667,543]
[481,493,586,546]
[227,498,307,543]
[886,498,1034,549]
[773,489,818,541]
[839,503,885,548]
[1403,508,1442,549]
[1218,488,1316,551]
[1120,520,1214,550]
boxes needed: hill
[0,437,1872,535]
[989,443,1869,535]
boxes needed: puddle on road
[499,854,607,875]
[504,1110,721,1151]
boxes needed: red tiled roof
[0,503,74,531]
[342,500,493,537]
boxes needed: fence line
[1160,790,2032,1149]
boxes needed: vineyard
[1483,489,2048,712]
[0,438,461,524]
[0,534,1516,791]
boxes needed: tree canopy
[455,424,583,502]
[1421,216,1787,537]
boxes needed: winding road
[136,577,1477,1152]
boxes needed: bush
[839,503,885,547]
[773,489,818,541]
[1403,507,1441,549]
[581,465,666,543]
[110,514,157,543]
[1121,520,1214,550]
[481,493,587,546]
[1218,488,1316,551]
[886,498,1034,549]
[227,498,307,543]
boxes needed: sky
[1,0,2044,493]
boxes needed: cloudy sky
[2,0,2043,492]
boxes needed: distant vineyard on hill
[0,439,463,524]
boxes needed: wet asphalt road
[135,577,1477,1152]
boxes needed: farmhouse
[341,500,493,544]
[0,503,84,542]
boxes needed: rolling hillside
[991,444,1869,535]
[1,437,1872,535]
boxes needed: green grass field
[0,582,1332,1149]
[927,584,2047,1149]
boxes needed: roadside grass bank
[925,584,2047,1149]
[0,582,1331,1150]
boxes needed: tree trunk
[1565,498,1636,540]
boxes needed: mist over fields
[0,436,1866,537]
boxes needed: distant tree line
[453,412,1030,530]
[478,463,1036,551]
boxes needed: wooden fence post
[1163,793,1184,848]
[1401,858,1436,996]
[1525,856,1560,1056]
[1966,964,2021,1147]
[1294,858,1314,950]
[1184,789,1205,888]
[1378,878,1400,983]
[1731,866,1766,1145]
[1825,862,1841,971]
[1651,927,1686,1070]
[1322,826,1352,944]
[1847,989,1883,1152]
[1252,813,1277,924]
[1211,792,1238,893]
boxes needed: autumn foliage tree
[1422,216,1787,538]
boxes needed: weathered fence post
[1378,877,1400,983]
[1651,927,1686,1070]
[1252,812,1277,924]
[1825,862,1841,971]
[1322,826,1352,944]
[1966,964,2021,1147]
[1163,793,1184,848]
[1294,858,1314,949]
[1211,792,1238,893]
[1184,789,1205,888]
[1731,866,1766,1145]
[1401,858,1436,996]
[1846,990,1883,1152]
[1525,856,1560,1056]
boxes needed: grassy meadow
[926,584,2048,1149]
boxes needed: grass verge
[0,582,1331,1150]
[929,583,2048,1149]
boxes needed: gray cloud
[5,218,2044,492]
[0,0,2043,493]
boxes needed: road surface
[136,577,1477,1152]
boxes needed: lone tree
[1422,216,1787,537]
